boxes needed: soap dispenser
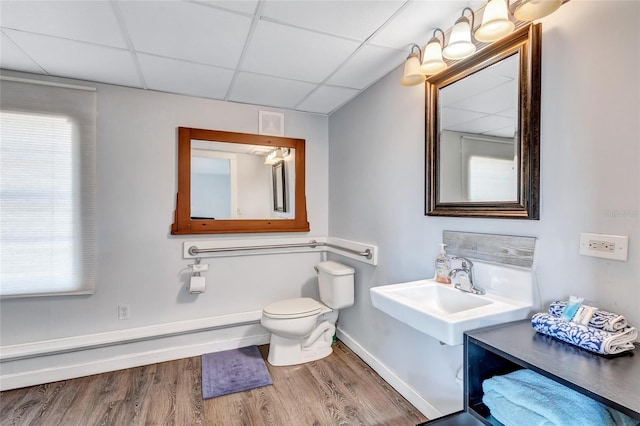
[435,243,451,284]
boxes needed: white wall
[330,1,639,417]
[236,153,272,218]
[0,72,329,385]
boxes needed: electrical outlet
[579,233,628,261]
[588,240,615,252]
[118,305,130,320]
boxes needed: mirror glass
[190,140,295,220]
[426,24,540,219]
[172,127,309,234]
[439,53,519,203]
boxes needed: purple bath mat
[201,345,272,399]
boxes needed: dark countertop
[465,319,640,417]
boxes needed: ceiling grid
[0,0,482,115]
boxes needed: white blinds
[0,77,96,297]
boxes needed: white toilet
[260,260,355,366]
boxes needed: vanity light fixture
[419,29,448,75]
[475,0,515,42]
[442,7,476,60]
[513,0,562,21]
[400,44,425,86]
[399,0,565,85]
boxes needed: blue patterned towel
[549,301,628,331]
[532,313,637,355]
[482,369,639,426]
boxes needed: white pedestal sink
[370,261,534,345]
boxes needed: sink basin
[370,263,533,345]
[392,284,492,314]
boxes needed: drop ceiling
[0,0,482,115]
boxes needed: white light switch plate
[579,233,629,261]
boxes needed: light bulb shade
[400,53,425,86]
[475,0,515,42]
[419,39,448,75]
[264,148,286,165]
[443,18,476,60]
[514,0,562,21]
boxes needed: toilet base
[267,333,333,366]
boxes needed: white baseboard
[1,331,270,391]
[1,310,263,361]
[336,327,442,420]
[0,312,270,391]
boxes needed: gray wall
[330,1,639,416]
[0,77,329,346]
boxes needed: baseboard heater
[0,310,263,362]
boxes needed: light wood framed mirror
[426,23,541,219]
[171,127,309,234]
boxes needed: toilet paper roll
[189,276,206,294]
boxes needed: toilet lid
[263,297,322,319]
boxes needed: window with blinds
[0,77,96,297]
[468,155,518,202]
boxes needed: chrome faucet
[448,257,485,295]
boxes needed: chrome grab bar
[188,240,372,260]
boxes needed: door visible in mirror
[191,152,233,219]
[272,161,286,213]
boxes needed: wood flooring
[0,341,428,426]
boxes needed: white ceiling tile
[261,1,404,41]
[242,21,359,83]
[296,86,360,114]
[326,44,407,90]
[440,107,485,129]
[137,54,234,100]
[371,1,483,49]
[0,0,500,115]
[486,125,517,138]
[228,72,316,109]
[0,1,127,48]
[3,30,141,88]
[192,0,259,15]
[488,53,519,79]
[441,72,511,107]
[0,32,45,74]
[451,80,517,114]
[448,114,515,136]
[119,1,252,68]
[497,107,517,119]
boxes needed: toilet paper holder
[188,258,209,276]
[187,258,208,294]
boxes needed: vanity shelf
[420,319,640,425]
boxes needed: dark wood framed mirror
[426,23,541,219]
[171,127,309,234]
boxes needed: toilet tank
[316,260,355,309]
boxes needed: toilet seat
[263,297,322,319]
